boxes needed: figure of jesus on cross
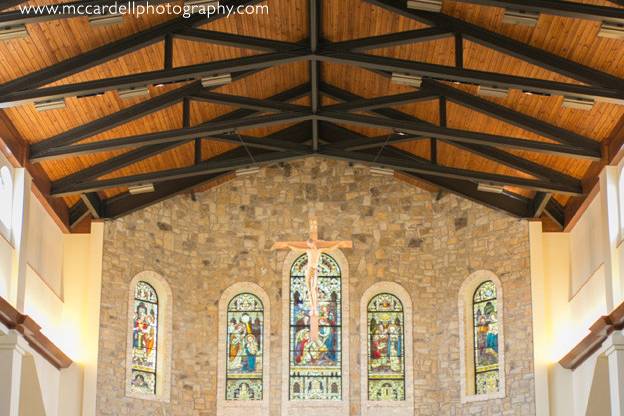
[272,215,352,342]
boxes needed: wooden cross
[272,216,352,341]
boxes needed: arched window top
[0,165,13,233]
[367,293,403,312]
[473,280,496,303]
[135,281,158,304]
[228,293,263,311]
[291,252,341,276]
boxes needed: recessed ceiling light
[562,96,595,111]
[200,73,232,88]
[88,13,124,27]
[370,166,395,176]
[477,182,505,194]
[477,85,509,98]
[502,9,540,27]
[117,86,150,99]
[598,22,624,40]
[236,167,261,177]
[0,24,28,41]
[406,0,443,13]
[391,73,422,88]
[128,183,155,194]
[34,98,66,112]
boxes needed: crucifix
[272,216,352,342]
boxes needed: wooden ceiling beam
[319,146,583,195]
[365,0,624,87]
[450,0,624,24]
[52,150,307,196]
[325,27,452,52]
[30,81,202,155]
[173,28,305,52]
[36,112,312,161]
[189,90,309,113]
[323,89,439,112]
[0,0,26,11]
[52,84,312,189]
[0,15,201,94]
[426,80,602,155]
[0,52,310,108]
[317,50,624,105]
[317,110,599,159]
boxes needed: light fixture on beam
[200,73,232,88]
[34,98,66,112]
[391,73,422,88]
[406,0,443,12]
[598,22,624,40]
[88,13,124,27]
[128,183,155,195]
[502,9,540,27]
[117,86,150,100]
[477,182,505,194]
[370,166,395,176]
[236,166,261,177]
[477,85,509,99]
[0,24,28,41]
[562,96,595,111]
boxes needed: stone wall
[95,158,535,415]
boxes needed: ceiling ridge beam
[51,84,312,188]
[317,50,624,104]
[173,28,305,52]
[364,0,624,88]
[33,112,314,161]
[0,51,311,108]
[425,79,602,154]
[450,0,624,24]
[323,27,452,52]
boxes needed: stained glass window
[473,280,499,395]
[226,293,264,400]
[130,281,159,395]
[367,293,405,401]
[289,253,341,400]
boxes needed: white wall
[0,163,104,416]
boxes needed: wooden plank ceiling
[0,0,624,232]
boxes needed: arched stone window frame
[125,270,173,402]
[0,164,14,241]
[458,270,506,403]
[217,282,271,416]
[280,249,350,416]
[360,282,414,416]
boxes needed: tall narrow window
[226,293,264,401]
[472,280,499,395]
[367,293,405,401]
[289,253,342,400]
[130,281,159,395]
[0,165,13,237]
